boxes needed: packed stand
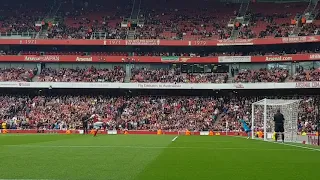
[38,66,125,82]
[290,67,320,82]
[233,68,289,83]
[0,68,35,82]
[0,95,318,133]
[0,1,49,34]
[0,96,28,126]
[0,95,223,131]
[212,96,319,133]
[241,2,308,38]
[0,96,122,130]
[0,11,42,34]
[130,68,228,83]
[298,23,320,36]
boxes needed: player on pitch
[274,109,285,143]
[81,113,90,134]
[88,113,103,137]
[239,118,251,139]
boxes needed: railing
[0,32,37,38]
[91,32,108,39]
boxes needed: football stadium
[0,0,320,179]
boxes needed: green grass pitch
[0,134,319,180]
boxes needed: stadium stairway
[130,0,142,20]
[230,0,250,39]
[230,29,240,40]
[213,113,225,126]
[124,74,131,83]
[32,75,40,82]
[227,76,235,83]
[127,30,136,40]
[38,29,49,39]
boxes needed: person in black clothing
[36,121,43,133]
[274,109,285,142]
[81,113,89,134]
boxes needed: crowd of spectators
[38,66,125,82]
[298,23,320,36]
[0,95,318,133]
[0,68,35,81]
[214,96,319,133]
[289,66,320,82]
[233,68,289,83]
[1,66,320,83]
[2,1,318,40]
[130,67,228,83]
[0,12,42,34]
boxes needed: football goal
[251,99,301,142]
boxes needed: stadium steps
[124,75,131,83]
[237,0,250,17]
[130,0,142,20]
[227,76,235,83]
[127,30,136,39]
[230,29,240,40]
[213,113,225,126]
[38,30,48,39]
[292,26,302,36]
[32,75,40,82]
[229,0,250,39]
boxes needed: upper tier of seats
[1,0,319,40]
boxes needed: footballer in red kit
[90,114,102,136]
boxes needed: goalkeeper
[239,119,251,139]
[274,109,285,143]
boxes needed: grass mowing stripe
[1,135,173,180]
[171,136,178,142]
[4,144,316,152]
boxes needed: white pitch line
[172,136,178,142]
[0,179,55,180]
[3,144,317,152]
[233,135,320,152]
[269,141,320,152]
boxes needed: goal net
[251,99,301,142]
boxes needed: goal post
[251,99,301,142]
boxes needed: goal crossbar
[252,99,301,106]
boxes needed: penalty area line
[231,135,320,152]
[269,141,320,152]
[172,136,178,142]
